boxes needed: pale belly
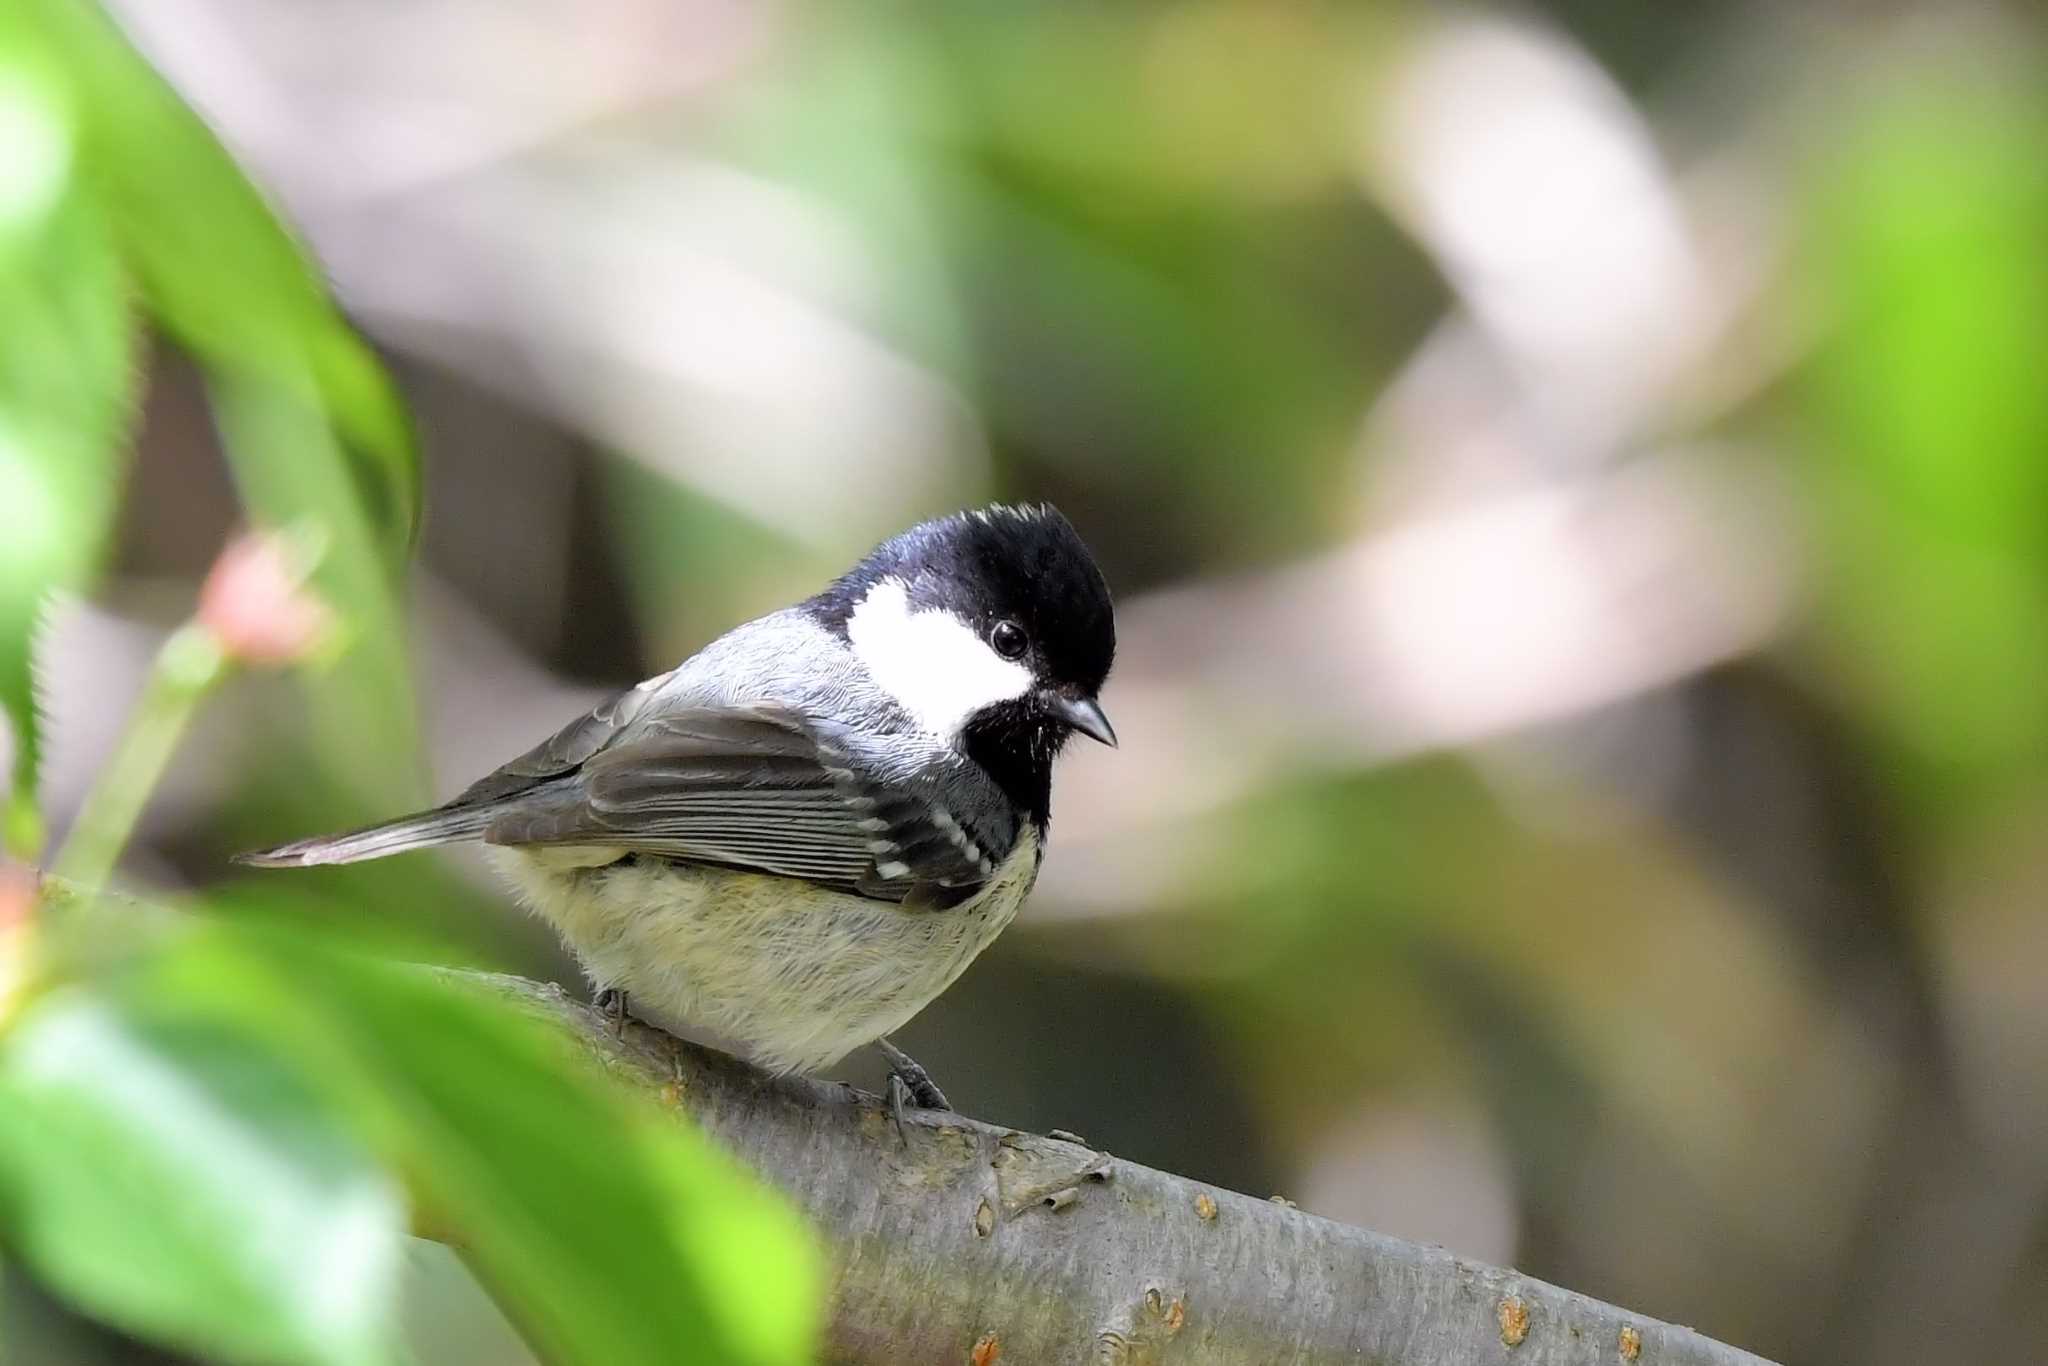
[491,827,1039,1075]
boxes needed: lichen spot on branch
[1498,1294,1530,1347]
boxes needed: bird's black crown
[811,503,1116,700]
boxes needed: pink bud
[0,861,30,1018]
[197,531,333,666]
[0,861,32,931]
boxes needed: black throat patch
[958,698,1065,829]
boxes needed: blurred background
[12,2,2048,1363]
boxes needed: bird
[237,503,1116,1114]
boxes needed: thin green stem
[50,623,226,890]
[3,786,43,863]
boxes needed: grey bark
[480,972,1778,1366]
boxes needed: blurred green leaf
[19,0,425,807]
[0,16,136,858]
[1806,70,2048,785]
[1169,762,1502,1119]
[147,917,821,1366]
[19,0,419,555]
[0,988,404,1366]
[937,5,1367,204]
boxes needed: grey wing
[481,704,1007,905]
[454,671,676,806]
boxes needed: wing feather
[480,703,1004,902]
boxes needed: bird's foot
[595,986,630,1040]
[878,1037,951,1110]
[876,1037,950,1144]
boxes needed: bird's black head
[809,504,1117,822]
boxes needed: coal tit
[239,504,1116,1109]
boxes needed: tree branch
[478,972,1777,1366]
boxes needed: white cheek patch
[846,578,1032,737]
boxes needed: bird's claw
[877,1037,950,1145]
[595,987,629,1040]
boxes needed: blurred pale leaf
[714,16,974,394]
[153,917,822,1366]
[719,5,1418,572]
[397,1239,540,1366]
[0,15,136,857]
[602,461,821,660]
[0,988,404,1366]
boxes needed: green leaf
[19,0,419,557]
[1805,71,2048,785]
[0,988,405,1366]
[153,918,822,1366]
[20,0,425,808]
[0,17,137,858]
[303,958,820,1366]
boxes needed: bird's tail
[233,805,495,868]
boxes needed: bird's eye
[990,620,1028,660]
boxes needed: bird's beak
[1051,694,1117,747]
